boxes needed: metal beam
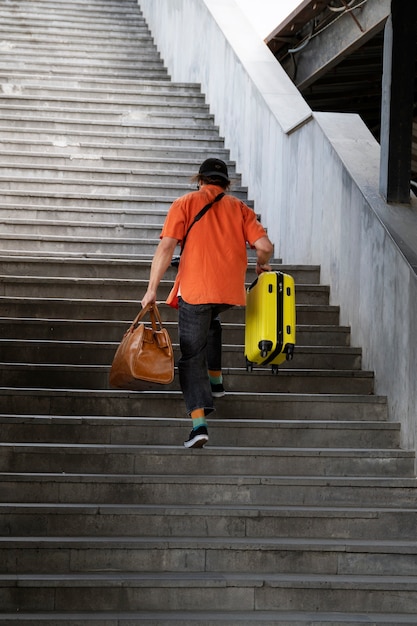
[288,0,390,90]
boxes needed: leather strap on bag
[133,302,164,330]
[180,191,225,256]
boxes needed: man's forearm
[254,235,273,265]
[141,237,178,307]
[148,244,173,289]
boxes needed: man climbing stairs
[0,0,416,623]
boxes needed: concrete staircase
[0,0,416,623]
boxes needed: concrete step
[1,327,355,365]
[0,325,355,367]
[0,13,150,28]
[0,12,149,26]
[0,152,230,173]
[0,298,349,345]
[0,412,394,448]
[0,219,166,240]
[0,79,197,101]
[0,183,248,202]
[0,74,193,93]
[0,205,169,226]
[0,24,151,39]
[0,191,210,211]
[0,139,231,159]
[0,329,338,360]
[3,34,163,50]
[0,31,157,51]
[0,193,251,215]
[0,104,214,125]
[0,472,415,507]
[6,47,153,63]
[0,220,172,245]
[9,5,140,17]
[0,390,388,420]
[0,363,374,394]
[0,610,416,625]
[1,502,415,540]
[0,45,158,59]
[3,3,142,14]
[0,90,209,108]
[0,257,319,283]
[0,311,346,344]
[0,83,207,102]
[2,0,140,8]
[0,443,411,476]
[0,157,238,179]
[0,116,221,137]
[0,42,164,59]
[0,177,234,197]
[0,277,327,304]
[2,27,153,42]
[1,0,141,11]
[2,535,417,575]
[0,416,399,450]
[0,233,221,255]
[0,125,227,149]
[0,232,163,255]
[1,572,417,614]
[0,12,151,26]
[0,176,233,198]
[1,2,146,18]
[0,64,168,81]
[0,25,162,45]
[1,37,156,52]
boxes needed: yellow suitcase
[245,271,296,372]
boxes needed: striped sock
[191,408,207,430]
[208,369,222,385]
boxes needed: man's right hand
[141,289,157,309]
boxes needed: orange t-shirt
[161,185,268,306]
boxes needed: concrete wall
[139,0,311,229]
[139,0,417,460]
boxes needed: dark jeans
[178,298,231,416]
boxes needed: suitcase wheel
[246,358,253,372]
[285,344,295,361]
[258,340,273,358]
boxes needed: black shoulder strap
[180,192,225,256]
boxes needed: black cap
[198,158,230,182]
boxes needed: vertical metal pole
[379,0,417,203]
